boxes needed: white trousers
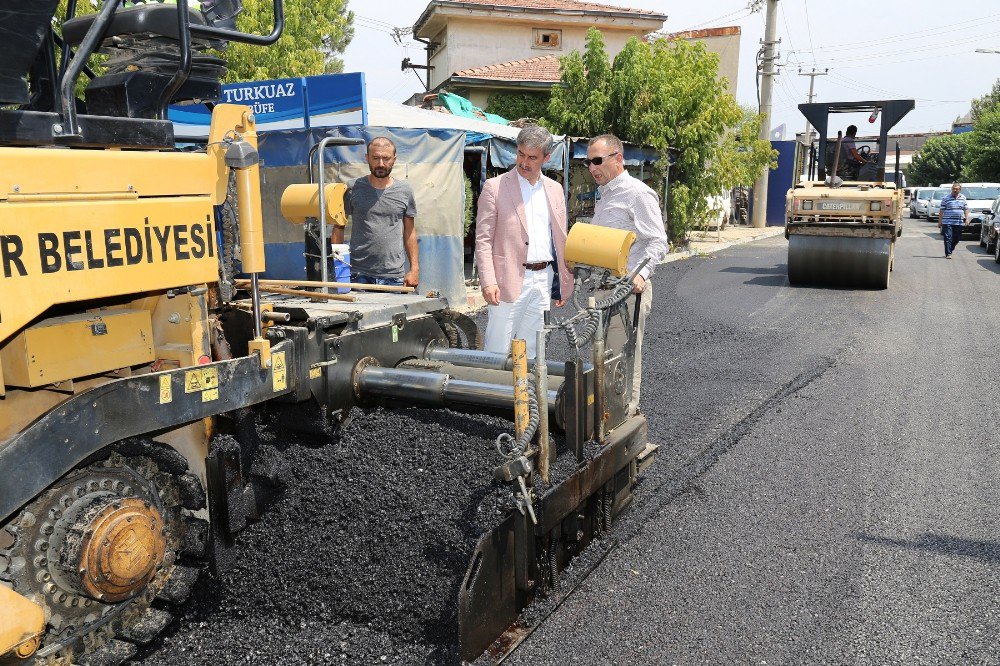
[483,266,553,358]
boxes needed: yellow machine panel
[565,223,636,276]
[0,584,45,659]
[1,309,154,388]
[0,197,218,345]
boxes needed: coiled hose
[495,376,541,457]
[561,278,634,349]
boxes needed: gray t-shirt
[346,177,417,279]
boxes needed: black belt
[523,261,551,271]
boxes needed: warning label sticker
[185,367,219,394]
[159,375,172,404]
[272,351,287,392]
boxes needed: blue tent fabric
[487,136,566,171]
[569,140,670,166]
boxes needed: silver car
[926,187,948,220]
[910,187,936,218]
[979,197,1000,255]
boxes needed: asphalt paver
[139,217,1000,665]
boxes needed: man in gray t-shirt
[334,137,419,287]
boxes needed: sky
[342,0,1000,137]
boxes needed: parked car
[957,183,1000,237]
[979,196,1000,254]
[910,187,936,218]
[926,187,948,221]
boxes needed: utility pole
[797,68,828,183]
[751,0,779,228]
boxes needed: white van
[957,182,1000,237]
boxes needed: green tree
[970,79,1000,123]
[546,27,611,137]
[964,109,1000,182]
[224,0,354,81]
[484,92,550,122]
[905,133,968,186]
[546,30,775,242]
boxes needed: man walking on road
[938,182,968,258]
[335,137,419,286]
[475,125,573,358]
[586,134,668,414]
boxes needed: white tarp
[366,98,523,140]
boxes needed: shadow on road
[720,265,786,275]
[976,258,1000,275]
[719,265,787,287]
[855,531,1000,564]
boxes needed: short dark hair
[588,134,624,155]
[846,125,858,136]
[367,136,396,155]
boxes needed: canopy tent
[366,97,522,143]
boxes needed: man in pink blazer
[475,126,573,357]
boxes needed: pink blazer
[474,169,574,304]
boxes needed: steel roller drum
[787,234,893,289]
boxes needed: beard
[371,166,391,178]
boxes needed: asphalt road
[509,217,1000,665]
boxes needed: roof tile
[440,0,662,17]
[453,54,562,82]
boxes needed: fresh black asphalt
[140,217,1000,664]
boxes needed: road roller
[0,0,656,655]
[786,100,915,288]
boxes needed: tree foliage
[224,0,354,81]
[905,133,968,186]
[963,109,1000,182]
[484,92,550,122]
[970,79,1000,123]
[546,27,612,138]
[546,28,775,242]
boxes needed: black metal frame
[799,100,915,182]
[0,0,284,147]
[0,341,295,525]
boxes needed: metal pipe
[424,346,582,377]
[357,367,560,419]
[309,137,365,291]
[591,298,605,443]
[250,274,263,339]
[536,326,551,483]
[398,360,564,391]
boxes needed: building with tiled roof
[412,12,742,113]
[413,0,667,100]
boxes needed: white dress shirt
[594,170,668,280]
[517,172,553,263]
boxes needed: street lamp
[975,48,1000,54]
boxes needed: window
[532,28,561,49]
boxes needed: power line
[802,11,1000,54]
[801,0,816,63]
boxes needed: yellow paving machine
[0,2,656,663]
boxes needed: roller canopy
[799,100,915,180]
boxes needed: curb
[665,227,785,263]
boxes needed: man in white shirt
[475,126,573,357]
[586,134,668,414]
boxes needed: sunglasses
[584,152,619,167]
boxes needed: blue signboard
[169,72,366,138]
